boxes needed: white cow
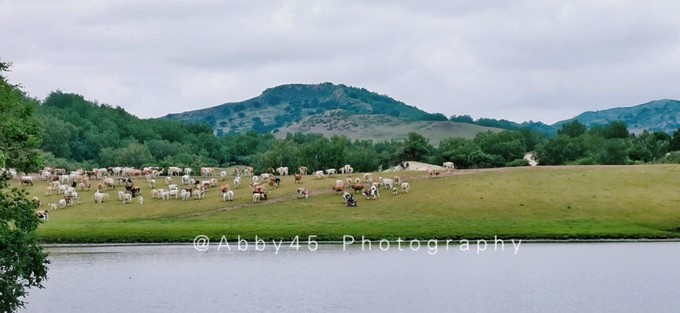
[223,190,234,201]
[276,167,289,176]
[401,182,411,193]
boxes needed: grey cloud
[2,1,680,124]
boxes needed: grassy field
[17,165,680,243]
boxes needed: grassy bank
[20,165,680,243]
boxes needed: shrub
[506,159,529,167]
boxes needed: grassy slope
[25,165,680,243]
[276,113,501,144]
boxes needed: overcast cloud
[2,0,680,124]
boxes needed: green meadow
[20,165,680,243]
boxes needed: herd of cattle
[2,162,456,222]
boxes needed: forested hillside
[162,83,450,135]
[554,99,680,134]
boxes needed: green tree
[439,137,478,169]
[557,120,587,138]
[399,132,431,162]
[596,120,629,139]
[535,135,586,165]
[671,129,680,151]
[0,60,50,312]
[114,143,155,168]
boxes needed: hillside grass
[20,165,680,243]
[277,116,501,144]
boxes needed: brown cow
[219,184,230,193]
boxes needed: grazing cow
[36,210,49,222]
[223,190,234,201]
[233,176,241,188]
[443,162,455,171]
[184,167,192,176]
[297,187,309,199]
[266,167,275,174]
[244,166,254,176]
[252,184,267,200]
[363,173,373,184]
[103,178,115,190]
[94,192,108,203]
[341,164,353,175]
[269,176,281,187]
[181,175,191,185]
[180,189,191,201]
[122,193,132,204]
[331,185,345,193]
[294,174,302,184]
[161,191,171,200]
[350,184,365,193]
[391,187,398,195]
[200,167,214,177]
[20,176,34,186]
[220,171,227,181]
[298,166,308,176]
[277,167,289,176]
[314,171,324,179]
[48,203,57,211]
[401,182,411,193]
[125,182,141,198]
[325,168,337,177]
[379,177,395,190]
[252,193,262,203]
[193,188,205,200]
[219,184,231,193]
[363,186,379,200]
[167,167,181,176]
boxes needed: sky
[2,1,680,124]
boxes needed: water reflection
[22,242,680,313]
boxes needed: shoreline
[40,237,680,247]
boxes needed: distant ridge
[553,99,680,134]
[161,83,501,143]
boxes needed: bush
[506,159,529,167]
[568,157,597,165]
[660,151,680,164]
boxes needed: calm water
[21,241,680,312]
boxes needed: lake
[21,241,680,312]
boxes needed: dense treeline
[449,114,557,135]
[32,91,680,174]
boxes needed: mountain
[161,83,501,143]
[554,99,680,134]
